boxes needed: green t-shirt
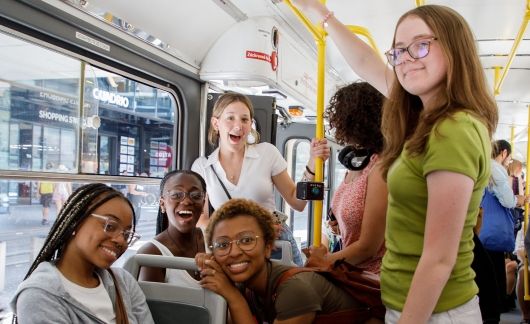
[381,111,491,312]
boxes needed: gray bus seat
[123,254,227,324]
[272,240,297,266]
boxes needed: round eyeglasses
[210,235,260,256]
[385,36,437,67]
[91,213,141,246]
[164,190,205,203]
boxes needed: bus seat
[272,240,297,266]
[122,254,227,324]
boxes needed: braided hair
[156,170,207,234]
[24,183,135,279]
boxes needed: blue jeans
[270,224,303,266]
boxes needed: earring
[72,231,76,236]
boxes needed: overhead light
[289,105,304,116]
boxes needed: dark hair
[493,139,511,158]
[205,198,276,248]
[25,183,135,279]
[325,82,384,152]
[156,170,206,234]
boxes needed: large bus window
[0,30,179,313]
[82,65,176,177]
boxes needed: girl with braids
[10,183,154,324]
[137,170,207,287]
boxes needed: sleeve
[191,157,206,178]
[274,274,323,320]
[15,289,72,324]
[490,162,517,208]
[119,269,155,324]
[266,143,287,176]
[423,115,486,182]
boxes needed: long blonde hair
[380,5,498,177]
[207,92,260,146]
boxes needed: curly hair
[325,82,384,152]
[205,198,276,248]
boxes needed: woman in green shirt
[293,1,498,323]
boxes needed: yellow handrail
[494,2,530,95]
[284,0,381,246]
[284,0,326,246]
[346,25,382,59]
[493,66,502,96]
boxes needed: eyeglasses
[385,36,437,67]
[90,214,141,246]
[164,190,205,203]
[210,235,260,256]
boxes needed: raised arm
[273,138,330,212]
[291,0,393,97]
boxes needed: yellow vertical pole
[494,66,501,96]
[313,36,326,246]
[511,125,515,150]
[284,0,326,246]
[523,105,530,301]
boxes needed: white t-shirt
[58,271,115,324]
[191,142,287,210]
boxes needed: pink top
[331,154,385,273]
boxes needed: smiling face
[211,101,252,150]
[393,15,448,106]
[211,215,272,287]
[160,173,205,234]
[68,197,133,270]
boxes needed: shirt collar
[205,145,260,167]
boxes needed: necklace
[167,228,200,252]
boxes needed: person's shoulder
[136,239,164,255]
[434,111,488,138]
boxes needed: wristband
[305,165,315,176]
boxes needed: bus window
[284,139,329,249]
[0,30,180,310]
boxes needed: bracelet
[301,171,313,182]
[305,165,315,176]
[321,11,334,28]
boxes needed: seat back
[272,240,297,266]
[123,254,227,324]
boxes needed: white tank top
[148,239,201,288]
